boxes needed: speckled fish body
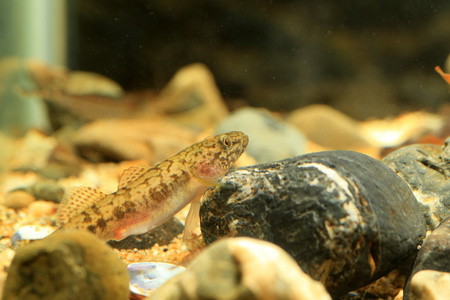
[57,131,248,241]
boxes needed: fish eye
[220,136,232,149]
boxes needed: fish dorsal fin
[118,165,149,189]
[57,186,106,226]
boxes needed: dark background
[74,0,450,119]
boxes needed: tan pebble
[410,270,450,300]
[3,190,35,210]
[0,238,12,248]
[0,248,15,269]
[27,200,56,218]
[394,290,403,300]
[126,253,135,261]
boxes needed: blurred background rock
[1,0,450,135]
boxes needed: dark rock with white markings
[383,142,450,229]
[200,150,426,297]
[403,216,450,299]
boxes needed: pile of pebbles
[2,145,450,299]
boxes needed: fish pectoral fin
[118,165,150,189]
[57,186,106,226]
[183,197,202,241]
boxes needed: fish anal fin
[183,197,202,241]
[118,166,149,189]
[57,186,105,226]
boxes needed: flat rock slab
[216,107,307,164]
[200,150,426,297]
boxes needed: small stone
[27,200,56,218]
[201,150,426,297]
[382,143,450,229]
[149,237,331,300]
[0,248,15,269]
[26,179,66,203]
[3,229,130,300]
[3,190,35,210]
[128,262,186,298]
[394,290,404,300]
[403,216,450,299]
[216,107,307,163]
[9,130,57,170]
[286,104,372,150]
[11,225,56,245]
[410,270,450,300]
[349,260,413,299]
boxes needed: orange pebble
[28,200,57,218]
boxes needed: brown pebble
[27,200,56,218]
[3,190,35,210]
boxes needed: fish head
[188,131,249,182]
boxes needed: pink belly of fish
[112,183,207,241]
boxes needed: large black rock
[200,150,426,297]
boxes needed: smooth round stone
[286,104,372,150]
[215,107,307,164]
[3,190,35,210]
[26,179,66,203]
[409,270,450,300]
[200,150,426,297]
[27,200,56,218]
[3,229,130,300]
[128,262,185,298]
[150,237,331,300]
